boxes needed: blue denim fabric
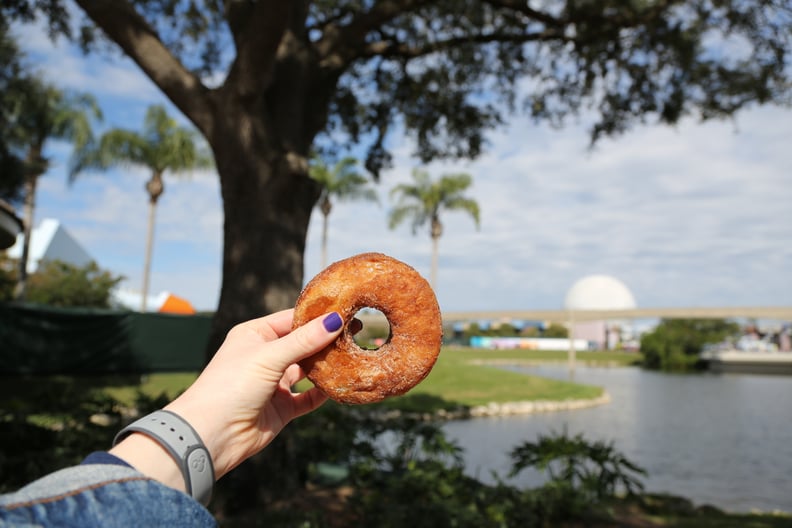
[81,451,132,468]
[0,464,216,527]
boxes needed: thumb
[264,311,344,372]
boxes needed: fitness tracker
[113,410,214,505]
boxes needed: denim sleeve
[0,464,216,527]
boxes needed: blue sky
[9,20,792,313]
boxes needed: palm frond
[388,168,480,236]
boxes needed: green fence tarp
[0,303,211,374]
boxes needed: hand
[111,309,343,487]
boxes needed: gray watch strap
[113,410,214,505]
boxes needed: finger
[281,363,307,388]
[290,386,329,418]
[239,309,295,339]
[262,311,343,372]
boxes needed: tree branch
[74,0,213,134]
[223,0,292,99]
[361,28,569,60]
[481,0,565,27]
[313,0,432,70]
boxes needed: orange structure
[158,293,196,315]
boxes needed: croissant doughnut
[293,252,443,404]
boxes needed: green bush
[0,379,124,492]
[25,260,123,308]
[640,318,739,371]
[542,323,569,338]
[510,430,646,503]
[3,379,648,527]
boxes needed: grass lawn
[405,346,604,406]
[295,345,610,410]
[102,372,200,404]
[2,346,628,411]
[0,373,199,410]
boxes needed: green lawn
[0,373,199,410]
[294,345,609,410]
[2,346,626,411]
[101,347,614,411]
[102,372,200,404]
[406,346,604,406]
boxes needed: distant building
[112,288,196,315]
[6,217,197,314]
[7,218,93,273]
[565,274,637,350]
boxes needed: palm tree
[71,105,213,311]
[309,156,379,268]
[9,77,101,300]
[389,169,480,289]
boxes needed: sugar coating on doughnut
[293,252,443,404]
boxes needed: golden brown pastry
[293,252,442,404]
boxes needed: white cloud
[305,103,792,312]
[14,21,162,102]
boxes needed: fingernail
[322,312,343,332]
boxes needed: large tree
[71,104,213,311]
[389,169,480,289]
[5,1,791,352]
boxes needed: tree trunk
[430,218,443,291]
[431,235,439,291]
[205,122,319,358]
[203,112,320,507]
[14,146,43,301]
[320,210,329,270]
[141,172,163,312]
[320,196,332,269]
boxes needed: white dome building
[565,275,636,350]
[565,275,637,311]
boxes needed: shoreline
[467,391,611,418]
[368,391,612,422]
[467,358,636,368]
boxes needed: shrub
[509,430,646,519]
[25,260,123,308]
[640,318,739,371]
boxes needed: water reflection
[441,365,792,513]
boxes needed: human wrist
[111,409,215,504]
[109,431,186,491]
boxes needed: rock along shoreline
[467,392,611,418]
[365,392,612,422]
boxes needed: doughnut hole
[352,308,391,350]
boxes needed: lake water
[441,364,792,513]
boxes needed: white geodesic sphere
[564,275,637,311]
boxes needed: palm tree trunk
[321,212,329,269]
[319,197,332,269]
[141,172,164,312]
[141,199,157,312]
[430,218,442,291]
[14,147,43,301]
[431,235,439,291]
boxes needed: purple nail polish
[323,312,343,332]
